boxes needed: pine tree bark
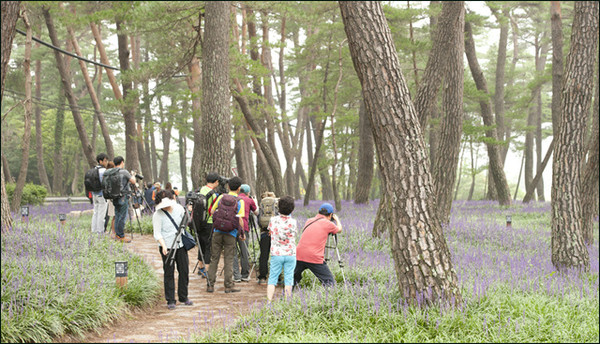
[340,1,462,305]
[464,21,512,206]
[199,2,231,178]
[43,7,96,168]
[431,2,464,224]
[551,1,564,139]
[354,100,374,204]
[1,1,20,102]
[11,7,32,212]
[551,0,597,271]
[581,79,599,244]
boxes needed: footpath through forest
[57,233,270,343]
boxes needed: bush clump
[5,183,48,206]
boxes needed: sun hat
[155,197,177,210]
[319,203,334,215]
[240,184,251,194]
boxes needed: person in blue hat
[293,202,343,287]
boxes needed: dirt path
[57,234,269,343]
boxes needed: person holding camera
[112,156,137,243]
[153,189,193,310]
[293,203,343,287]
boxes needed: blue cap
[240,184,251,194]
[319,203,334,215]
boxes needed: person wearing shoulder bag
[153,189,193,310]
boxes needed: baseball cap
[319,203,334,215]
[240,184,251,194]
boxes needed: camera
[215,176,229,194]
[131,170,144,180]
[186,190,199,204]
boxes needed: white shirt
[153,203,185,249]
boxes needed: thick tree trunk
[44,7,96,168]
[11,10,33,211]
[551,1,597,271]
[116,19,140,172]
[354,101,374,204]
[431,2,464,224]
[464,21,512,206]
[581,79,599,244]
[199,2,231,178]
[340,1,462,305]
[1,1,20,102]
[34,44,51,193]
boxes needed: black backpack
[84,166,103,192]
[188,189,216,229]
[101,168,124,200]
[212,194,239,232]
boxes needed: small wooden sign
[20,206,29,217]
[58,213,67,224]
[506,215,512,228]
[115,261,128,288]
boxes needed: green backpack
[259,197,278,228]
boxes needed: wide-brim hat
[155,197,177,210]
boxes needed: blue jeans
[268,255,296,286]
[114,196,129,238]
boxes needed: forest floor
[55,233,270,343]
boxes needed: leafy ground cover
[1,202,161,343]
[191,200,599,343]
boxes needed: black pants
[258,231,271,279]
[294,260,335,286]
[159,246,189,304]
[195,221,213,264]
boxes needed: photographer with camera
[293,203,342,287]
[110,156,137,243]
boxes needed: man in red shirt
[294,203,343,287]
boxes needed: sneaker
[241,276,251,282]
[181,299,193,306]
[258,278,267,285]
[224,287,241,293]
[118,236,132,243]
[233,278,242,283]
[167,303,176,310]
[206,285,214,293]
[197,267,207,278]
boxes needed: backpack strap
[301,218,326,235]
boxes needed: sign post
[20,206,29,222]
[115,261,128,288]
[58,213,67,225]
[506,215,512,228]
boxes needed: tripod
[247,213,260,278]
[313,233,346,288]
[126,190,143,239]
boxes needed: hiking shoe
[167,303,176,310]
[224,287,241,293]
[258,278,267,285]
[241,276,251,282]
[118,236,132,243]
[206,285,214,293]
[233,278,242,283]
[197,267,207,278]
[181,299,193,306]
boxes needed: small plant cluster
[5,183,48,206]
[189,200,599,343]
[1,204,161,343]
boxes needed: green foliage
[5,183,48,206]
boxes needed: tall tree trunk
[43,7,96,168]
[329,39,346,211]
[34,43,51,193]
[431,2,464,224]
[11,8,32,211]
[523,139,555,203]
[159,117,173,185]
[179,131,188,192]
[340,1,462,305]
[551,1,563,139]
[514,151,525,200]
[492,6,509,153]
[354,100,374,204]
[199,2,231,178]
[67,23,114,158]
[115,19,140,172]
[464,21,512,206]
[454,142,466,200]
[70,150,81,195]
[186,56,203,189]
[142,50,154,180]
[1,1,20,102]
[581,78,599,244]
[52,85,65,195]
[467,139,477,201]
[535,90,545,201]
[551,1,597,271]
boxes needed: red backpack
[212,194,240,232]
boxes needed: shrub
[5,183,48,206]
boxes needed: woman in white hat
[153,189,193,310]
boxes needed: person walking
[193,172,221,278]
[90,153,109,234]
[293,203,343,287]
[233,184,258,282]
[153,189,193,310]
[266,196,297,302]
[206,176,245,293]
